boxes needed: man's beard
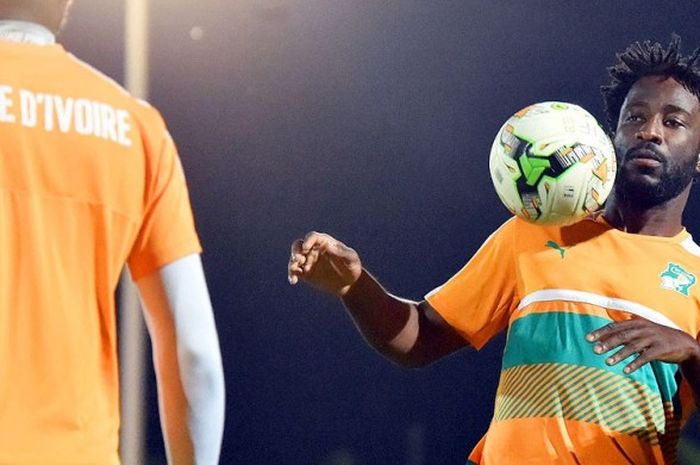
[614,151,696,208]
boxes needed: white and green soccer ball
[489,101,617,225]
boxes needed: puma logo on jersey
[545,240,574,259]
[660,263,696,297]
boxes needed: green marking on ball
[518,154,551,186]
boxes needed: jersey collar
[0,20,55,45]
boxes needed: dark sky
[61,2,700,464]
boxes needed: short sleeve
[127,129,201,280]
[425,218,519,349]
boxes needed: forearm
[166,269,225,465]
[151,342,194,464]
[149,312,225,465]
[341,269,422,367]
[137,255,225,465]
[175,341,225,465]
[289,234,467,366]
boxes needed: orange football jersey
[0,40,201,464]
[427,215,700,464]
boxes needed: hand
[288,232,362,296]
[587,319,700,374]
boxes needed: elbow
[178,344,225,396]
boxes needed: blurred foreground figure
[0,1,225,464]
[290,36,700,464]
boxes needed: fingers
[288,232,345,284]
[587,320,643,349]
[622,349,657,374]
[586,319,691,374]
[603,344,649,373]
[288,240,305,284]
[301,232,353,258]
[600,340,639,363]
[587,320,648,372]
[586,321,625,343]
[288,231,362,296]
[291,239,303,255]
[303,244,322,273]
[298,232,332,276]
[302,231,332,254]
[591,327,640,355]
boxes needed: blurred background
[60,1,700,464]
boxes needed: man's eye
[665,119,685,128]
[625,114,642,122]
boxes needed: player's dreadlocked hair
[601,35,700,132]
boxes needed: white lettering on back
[54,96,74,133]
[0,86,16,123]
[19,89,37,127]
[74,99,94,135]
[0,86,134,148]
[116,110,132,147]
[42,93,54,131]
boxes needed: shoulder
[679,235,700,259]
[62,52,167,133]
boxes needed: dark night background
[60,1,700,464]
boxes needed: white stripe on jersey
[517,288,681,331]
[681,236,700,258]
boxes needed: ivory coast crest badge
[660,263,696,297]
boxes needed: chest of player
[515,230,700,335]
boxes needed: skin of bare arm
[289,232,467,367]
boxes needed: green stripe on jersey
[502,312,678,401]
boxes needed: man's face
[613,75,700,207]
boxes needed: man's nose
[636,116,663,144]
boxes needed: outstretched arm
[289,232,468,367]
[135,254,225,465]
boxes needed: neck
[602,187,691,236]
[0,4,58,37]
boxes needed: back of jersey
[0,40,200,464]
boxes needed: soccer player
[288,37,700,464]
[0,1,225,464]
